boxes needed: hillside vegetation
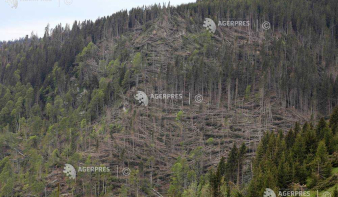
[205,109,338,197]
[0,0,338,196]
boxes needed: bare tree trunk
[227,79,231,110]
[218,75,222,108]
[235,78,238,108]
[237,161,240,187]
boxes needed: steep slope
[0,0,337,196]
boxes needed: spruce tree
[330,107,338,135]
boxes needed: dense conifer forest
[0,0,338,196]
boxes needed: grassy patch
[332,167,338,175]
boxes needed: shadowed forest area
[0,0,338,196]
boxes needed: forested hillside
[0,0,338,196]
[206,108,338,197]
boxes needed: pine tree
[316,118,327,139]
[333,187,338,197]
[314,141,332,179]
[330,107,338,135]
[225,144,238,183]
[237,143,247,186]
[277,153,288,188]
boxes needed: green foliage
[132,52,142,69]
[334,187,338,197]
[121,69,131,90]
[169,156,198,197]
[76,42,98,62]
[169,157,188,196]
[176,110,184,121]
[206,138,214,145]
[0,0,337,195]
[330,107,338,134]
[313,141,332,179]
[244,85,251,100]
[248,114,338,196]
